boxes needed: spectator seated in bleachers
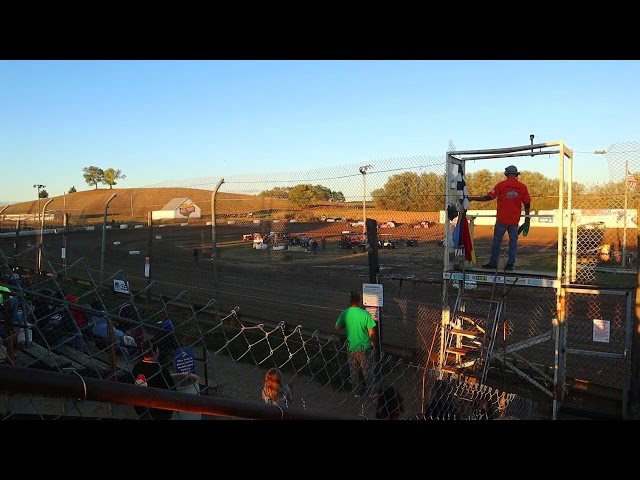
[118,303,146,350]
[155,319,181,367]
[0,277,27,341]
[90,304,137,354]
[65,294,88,330]
[32,290,88,353]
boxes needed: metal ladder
[440,287,505,384]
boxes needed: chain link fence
[0,245,537,420]
[0,140,638,419]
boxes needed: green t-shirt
[335,306,377,352]
[0,284,10,304]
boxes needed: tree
[68,186,77,193]
[288,184,318,209]
[330,191,346,202]
[39,189,49,199]
[102,168,126,189]
[371,172,445,212]
[83,166,104,189]
[259,187,291,198]
[259,184,345,203]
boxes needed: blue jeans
[489,222,519,266]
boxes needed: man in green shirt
[335,290,377,398]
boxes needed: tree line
[32,167,126,199]
[259,185,345,208]
[261,169,638,211]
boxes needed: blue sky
[1,60,638,203]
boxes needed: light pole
[359,165,373,234]
[33,184,45,223]
[38,198,54,272]
[100,193,117,287]
[62,191,68,279]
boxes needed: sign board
[592,319,610,343]
[175,347,196,373]
[113,279,130,294]
[362,283,383,307]
[144,256,150,278]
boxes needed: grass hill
[0,187,439,227]
[0,188,293,224]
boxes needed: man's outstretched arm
[468,195,491,202]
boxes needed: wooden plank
[5,349,38,368]
[52,344,111,375]
[20,342,77,370]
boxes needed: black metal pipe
[0,364,358,421]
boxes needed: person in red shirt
[65,294,87,328]
[469,165,531,271]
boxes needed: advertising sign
[113,279,130,294]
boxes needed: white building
[152,198,202,221]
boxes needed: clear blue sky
[1,60,638,203]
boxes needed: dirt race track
[0,220,635,359]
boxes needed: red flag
[459,213,474,262]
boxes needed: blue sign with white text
[175,347,196,374]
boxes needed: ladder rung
[461,294,503,303]
[446,346,478,355]
[440,365,480,379]
[450,329,482,338]
[441,365,461,374]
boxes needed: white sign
[113,279,130,294]
[366,306,379,322]
[362,283,383,307]
[592,319,610,343]
[144,256,150,278]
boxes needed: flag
[627,172,637,190]
[454,212,475,264]
[459,212,475,263]
[456,164,470,210]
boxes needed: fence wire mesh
[0,243,537,420]
[0,140,637,419]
